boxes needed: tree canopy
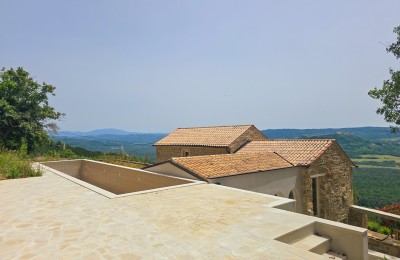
[0,67,64,152]
[369,26,400,132]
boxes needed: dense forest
[353,167,400,208]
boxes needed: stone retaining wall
[368,231,400,257]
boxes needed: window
[182,149,190,157]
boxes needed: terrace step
[323,250,347,259]
[291,233,331,253]
[275,223,338,256]
[275,223,315,244]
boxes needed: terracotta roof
[170,152,293,179]
[154,125,255,147]
[237,140,335,166]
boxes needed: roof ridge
[176,124,253,129]
[171,151,279,161]
[272,152,295,166]
[249,139,335,142]
[237,139,338,166]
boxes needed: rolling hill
[51,126,400,163]
[52,126,400,208]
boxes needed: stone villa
[147,125,355,223]
[153,125,267,162]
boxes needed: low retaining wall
[349,205,400,257]
[368,231,400,257]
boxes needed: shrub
[378,226,391,235]
[0,150,42,179]
[379,203,400,216]
[368,220,380,232]
[60,149,77,159]
[378,203,400,229]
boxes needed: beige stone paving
[0,169,325,259]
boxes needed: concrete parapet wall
[351,205,400,222]
[316,219,368,259]
[42,160,82,178]
[275,217,368,259]
[81,160,192,194]
[43,159,193,195]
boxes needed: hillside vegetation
[353,167,400,208]
[51,133,165,163]
[261,127,394,140]
[0,150,41,179]
[305,133,400,158]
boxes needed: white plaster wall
[208,168,303,213]
[145,163,198,180]
[146,163,302,213]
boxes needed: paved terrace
[1,168,359,259]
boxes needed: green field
[353,167,400,208]
[352,154,400,168]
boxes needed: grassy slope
[0,151,41,179]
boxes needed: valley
[53,126,400,209]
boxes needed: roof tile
[171,152,293,179]
[155,125,254,147]
[237,140,334,166]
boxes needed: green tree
[0,67,64,152]
[369,26,400,133]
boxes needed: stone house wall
[301,142,354,222]
[155,146,228,163]
[228,126,268,153]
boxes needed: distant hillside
[51,133,167,162]
[305,133,400,158]
[57,128,138,136]
[262,127,394,140]
[52,126,400,162]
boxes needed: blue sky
[1,1,399,132]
